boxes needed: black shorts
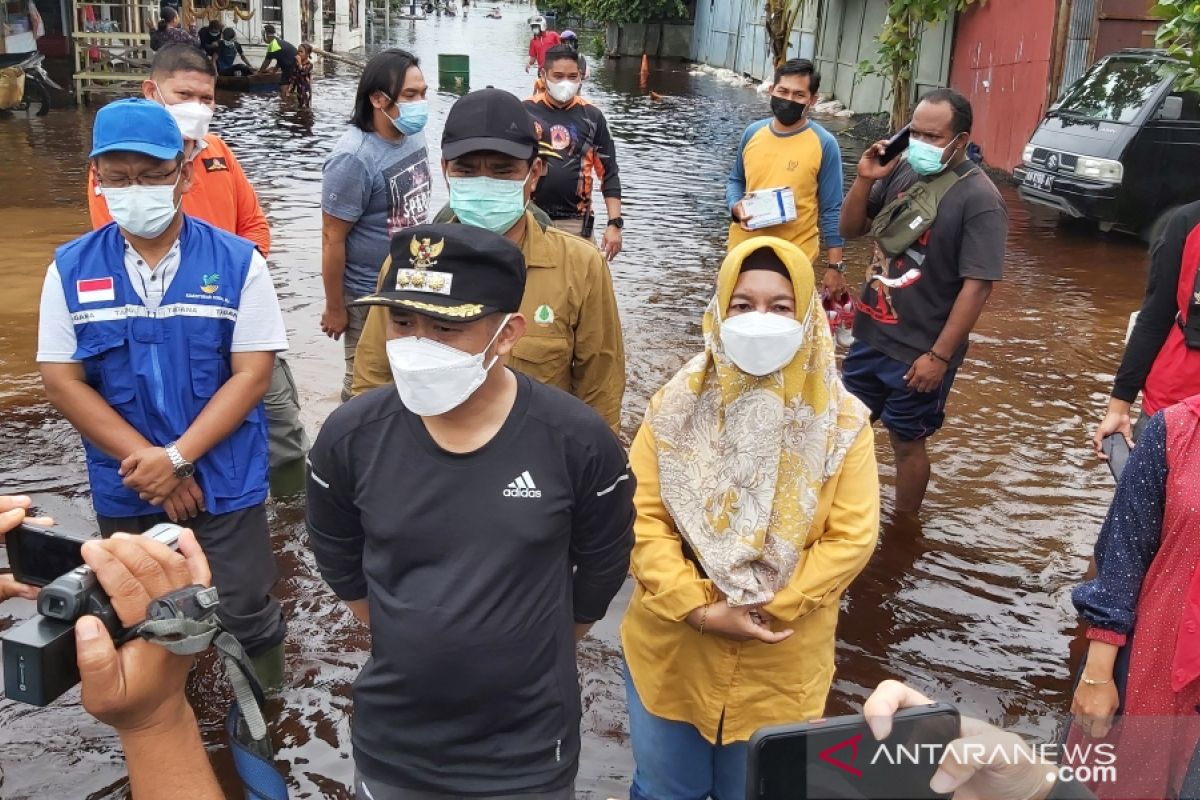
[279,63,295,84]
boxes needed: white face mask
[101,172,182,239]
[386,314,511,416]
[154,84,214,141]
[546,79,581,104]
[719,310,807,376]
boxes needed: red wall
[949,0,1058,172]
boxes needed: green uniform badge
[534,304,554,326]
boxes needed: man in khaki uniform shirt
[352,88,625,433]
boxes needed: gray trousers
[265,355,308,469]
[97,503,286,656]
[354,770,573,800]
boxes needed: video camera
[2,523,183,706]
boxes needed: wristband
[698,603,711,635]
[926,350,951,366]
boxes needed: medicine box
[742,187,798,230]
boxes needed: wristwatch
[827,262,846,274]
[607,216,624,230]
[164,442,195,479]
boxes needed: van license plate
[1023,170,1055,192]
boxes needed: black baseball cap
[441,88,539,161]
[353,223,526,323]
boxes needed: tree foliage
[858,0,985,128]
[546,0,688,24]
[764,0,806,67]
[1151,0,1200,90]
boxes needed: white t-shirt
[37,237,288,363]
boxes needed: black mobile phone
[1102,433,1131,482]
[747,702,961,800]
[5,523,96,588]
[879,124,912,166]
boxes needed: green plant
[764,0,806,66]
[589,31,605,59]
[858,0,986,128]
[1151,0,1200,90]
[556,0,687,24]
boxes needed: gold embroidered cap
[353,223,526,323]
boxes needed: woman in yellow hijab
[620,237,880,798]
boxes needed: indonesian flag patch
[77,277,115,304]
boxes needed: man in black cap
[306,222,635,798]
[350,88,626,435]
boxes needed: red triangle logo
[819,733,864,778]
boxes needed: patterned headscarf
[646,236,871,606]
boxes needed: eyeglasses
[96,164,181,189]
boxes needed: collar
[518,211,557,269]
[768,119,812,137]
[185,136,210,162]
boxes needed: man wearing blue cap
[35,98,289,684]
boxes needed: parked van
[1015,49,1200,241]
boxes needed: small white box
[742,187,798,230]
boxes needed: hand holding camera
[77,529,211,735]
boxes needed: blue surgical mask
[389,99,428,136]
[448,175,530,234]
[906,136,961,176]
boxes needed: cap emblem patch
[397,236,453,295]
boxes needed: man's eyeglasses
[95,165,181,189]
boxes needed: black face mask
[770,96,807,126]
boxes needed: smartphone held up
[879,124,913,167]
[747,703,961,800]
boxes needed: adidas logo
[503,470,542,498]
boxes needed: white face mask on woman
[385,314,511,416]
[719,310,808,377]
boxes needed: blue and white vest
[55,218,269,517]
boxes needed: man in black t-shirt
[198,19,222,61]
[305,223,635,798]
[525,45,624,259]
[840,88,1008,514]
[258,24,297,86]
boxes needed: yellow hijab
[646,237,871,606]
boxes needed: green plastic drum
[438,53,470,92]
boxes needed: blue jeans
[625,664,748,800]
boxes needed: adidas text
[504,470,542,498]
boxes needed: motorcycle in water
[0,52,62,116]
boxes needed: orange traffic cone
[640,53,649,79]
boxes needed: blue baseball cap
[89,98,184,161]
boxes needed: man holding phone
[726,58,846,292]
[839,88,1007,514]
[36,99,288,687]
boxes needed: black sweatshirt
[1113,201,1200,403]
[305,372,635,794]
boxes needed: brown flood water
[0,14,1151,798]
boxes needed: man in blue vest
[35,99,288,685]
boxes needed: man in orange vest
[87,44,307,497]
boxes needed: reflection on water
[0,10,1151,797]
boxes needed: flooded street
[0,10,1152,798]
